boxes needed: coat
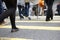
[2,0,17,9]
[38,0,44,7]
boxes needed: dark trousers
[18,5,24,18]
[0,0,17,29]
[56,4,60,15]
[0,0,3,14]
[58,12,60,15]
[25,2,30,17]
[45,0,54,20]
[0,8,16,29]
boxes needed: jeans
[25,2,30,17]
[0,0,3,14]
[18,5,24,18]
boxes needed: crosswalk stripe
[0,37,33,40]
[0,26,60,30]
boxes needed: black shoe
[28,17,31,20]
[11,28,19,33]
[46,18,51,21]
[0,21,5,25]
[0,22,3,25]
[51,17,53,20]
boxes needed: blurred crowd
[1,0,60,32]
[1,0,44,20]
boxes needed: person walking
[24,0,31,20]
[45,0,54,21]
[0,0,19,32]
[0,0,5,24]
[0,0,3,14]
[17,0,25,20]
[28,1,34,20]
[56,2,60,15]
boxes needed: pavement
[0,16,60,40]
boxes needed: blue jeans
[0,0,3,14]
[18,5,24,18]
[24,2,30,17]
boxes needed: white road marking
[0,26,60,31]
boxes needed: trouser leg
[45,0,54,20]
[18,5,23,18]
[0,9,11,22]
[47,4,53,19]
[0,8,16,29]
[9,8,16,29]
[0,0,3,14]
[25,3,30,17]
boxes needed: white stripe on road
[0,26,60,30]
[0,37,33,40]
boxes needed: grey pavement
[0,28,60,40]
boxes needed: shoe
[46,18,51,21]
[28,17,31,20]
[0,22,3,25]
[11,28,19,33]
[51,17,53,20]
[0,21,5,25]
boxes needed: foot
[46,18,51,21]
[28,17,31,20]
[0,21,5,25]
[51,18,53,20]
[11,28,19,33]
